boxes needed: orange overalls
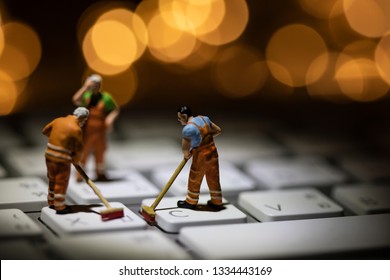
[42,115,83,211]
[185,117,223,206]
[80,97,108,178]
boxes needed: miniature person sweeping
[176,105,224,210]
[43,107,89,214]
[72,74,119,182]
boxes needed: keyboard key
[0,209,43,238]
[151,161,256,196]
[0,164,6,178]
[0,177,48,212]
[68,169,160,205]
[141,196,247,233]
[0,122,24,149]
[244,156,348,189]
[49,230,191,259]
[238,189,343,222]
[332,184,390,215]
[179,213,390,259]
[4,148,46,176]
[40,202,146,236]
[337,153,390,181]
[108,139,182,171]
[0,240,47,259]
[216,133,286,164]
[275,128,358,155]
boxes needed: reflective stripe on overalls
[185,116,222,206]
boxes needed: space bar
[178,213,390,259]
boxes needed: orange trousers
[185,143,222,206]
[45,157,71,211]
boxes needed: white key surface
[49,230,191,259]
[108,139,183,171]
[141,196,247,233]
[0,240,47,259]
[332,184,390,215]
[40,202,146,236]
[68,169,159,205]
[0,177,48,211]
[4,148,46,176]
[216,134,286,164]
[244,156,347,189]
[0,209,43,238]
[151,161,256,196]
[238,189,343,222]
[338,154,390,181]
[179,213,390,259]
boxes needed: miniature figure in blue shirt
[177,106,223,210]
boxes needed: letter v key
[264,204,282,211]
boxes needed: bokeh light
[375,33,390,86]
[0,74,18,116]
[197,0,248,46]
[306,52,353,103]
[0,21,41,81]
[343,0,390,38]
[81,7,147,75]
[266,24,328,87]
[298,0,343,19]
[212,44,268,98]
[335,57,389,101]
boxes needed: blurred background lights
[335,58,390,102]
[212,45,268,98]
[0,19,42,116]
[343,0,390,38]
[197,0,248,46]
[81,7,146,75]
[375,33,390,86]
[0,22,41,81]
[2,0,390,116]
[298,0,343,19]
[266,24,328,87]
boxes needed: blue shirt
[182,116,212,148]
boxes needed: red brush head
[141,210,157,226]
[100,209,124,221]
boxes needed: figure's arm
[72,79,94,106]
[42,121,54,137]
[105,107,120,131]
[210,122,221,137]
[181,137,192,159]
[70,130,84,164]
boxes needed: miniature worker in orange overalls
[72,74,119,182]
[42,107,89,214]
[177,106,224,210]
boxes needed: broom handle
[74,164,112,209]
[151,158,188,210]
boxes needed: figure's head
[73,107,89,127]
[86,74,102,92]
[177,105,193,125]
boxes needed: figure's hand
[184,151,192,160]
[84,79,95,89]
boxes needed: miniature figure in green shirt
[72,74,119,182]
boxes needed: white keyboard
[1,114,389,260]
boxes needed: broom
[74,164,124,221]
[141,158,188,225]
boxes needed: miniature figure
[176,105,223,210]
[72,74,120,182]
[42,107,89,214]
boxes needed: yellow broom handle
[74,164,112,209]
[151,158,187,210]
